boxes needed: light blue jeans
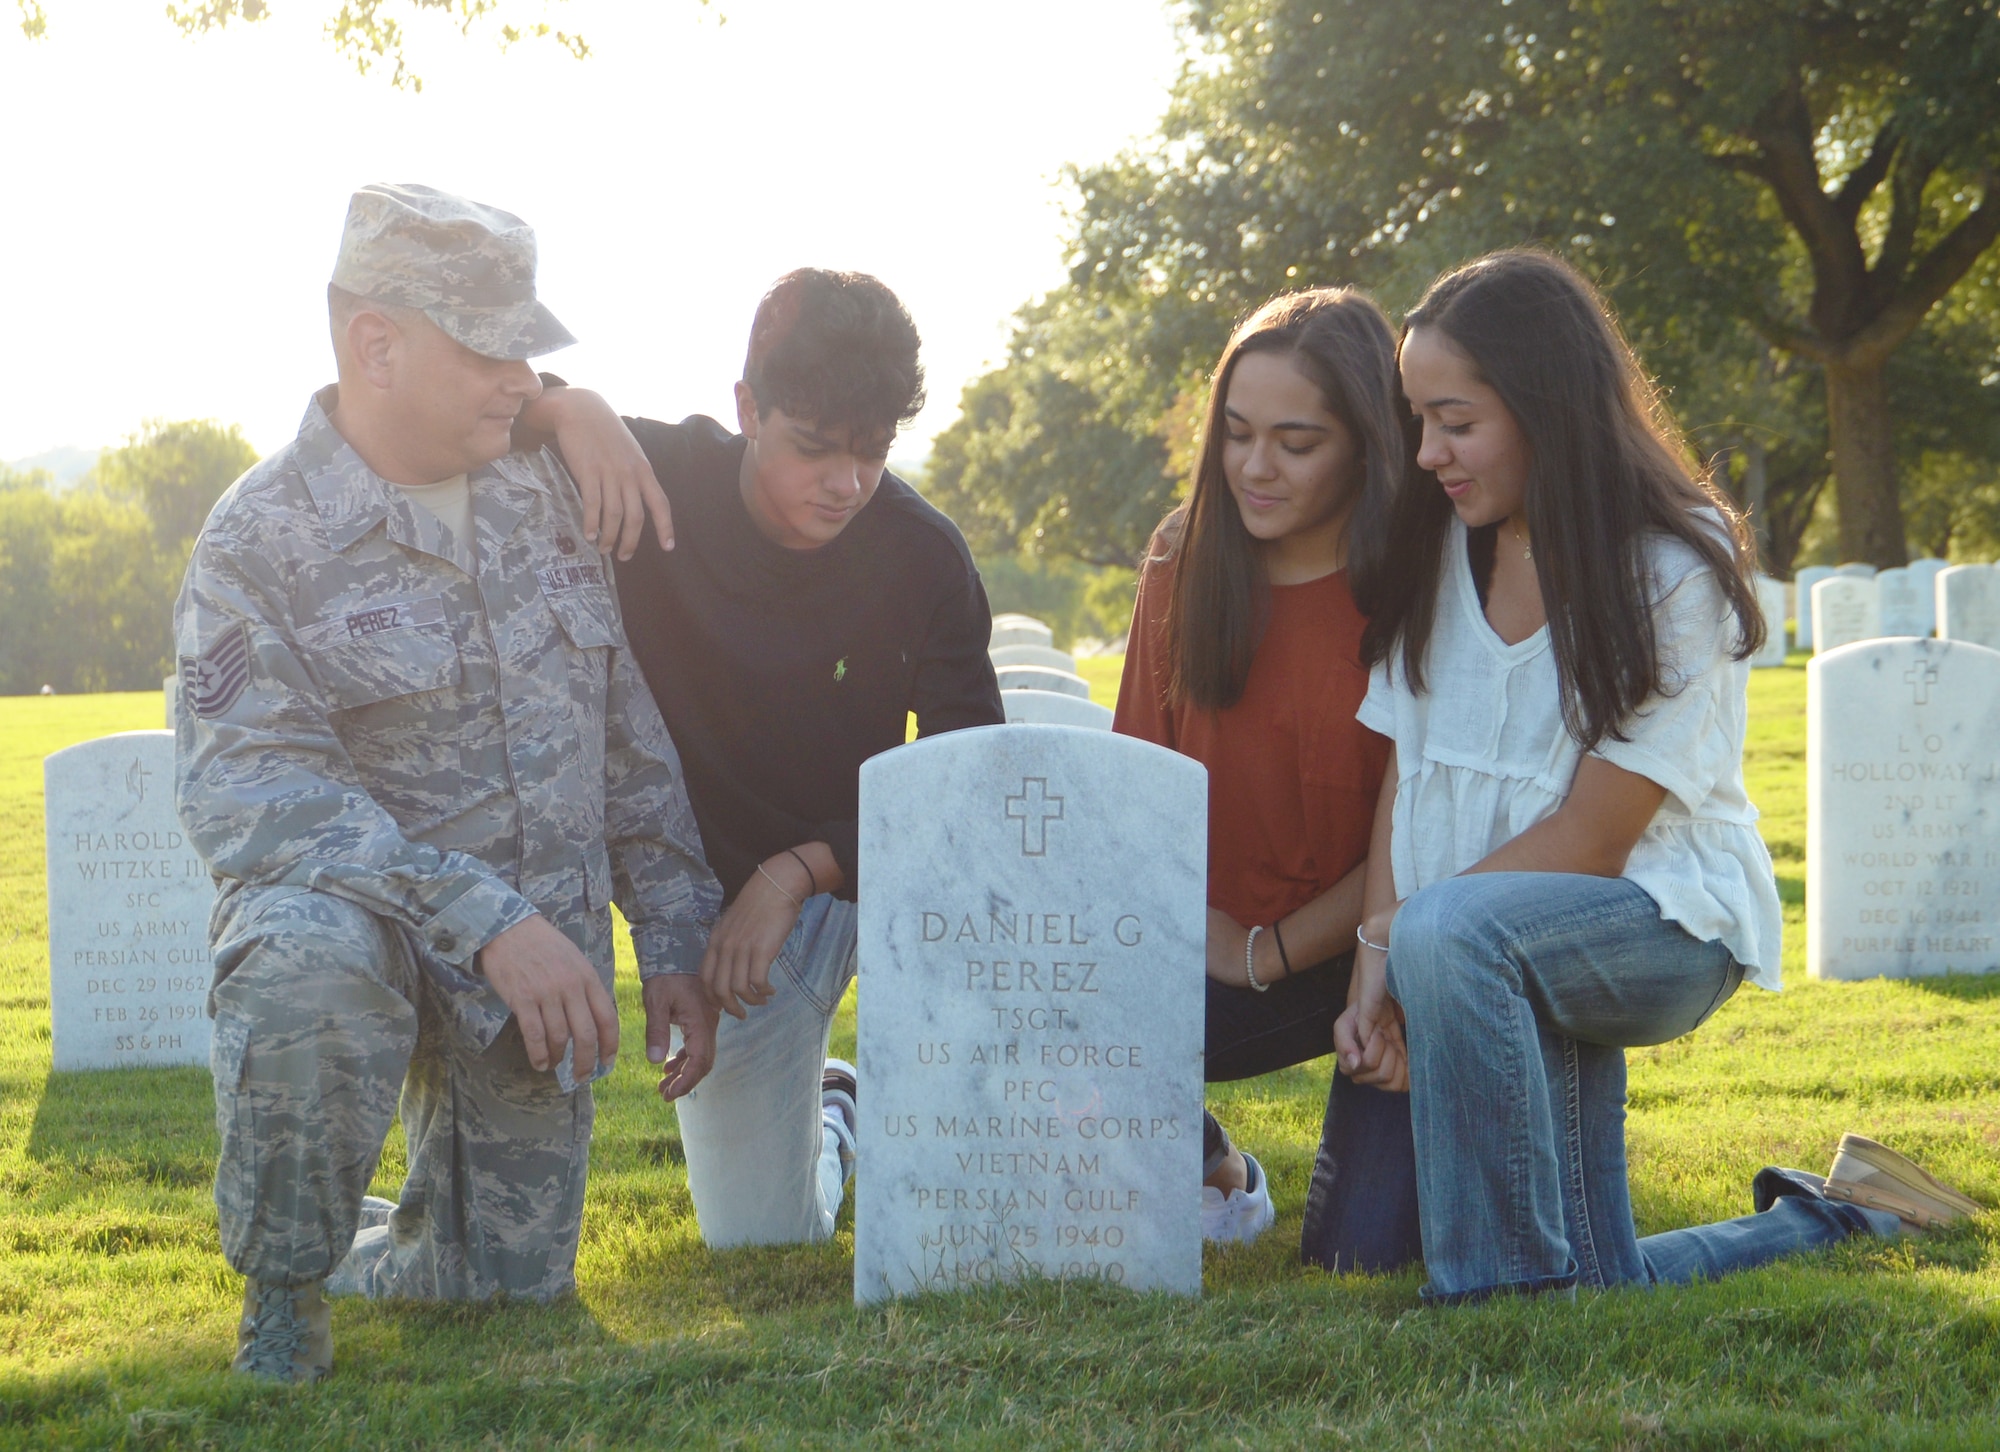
[1387,873,1899,1304]
[674,894,856,1248]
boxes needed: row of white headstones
[38,617,1995,1307]
[1777,559,2000,656]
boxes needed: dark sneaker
[231,1279,332,1384]
[822,1058,858,1181]
[1824,1133,1981,1231]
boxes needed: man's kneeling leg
[208,885,420,1379]
[379,1016,594,1301]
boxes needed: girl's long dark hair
[1157,288,1405,712]
[1355,249,1764,750]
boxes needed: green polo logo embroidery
[834,657,848,682]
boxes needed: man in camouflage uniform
[174,183,722,1385]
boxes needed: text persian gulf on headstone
[855,725,1205,1302]
[45,731,214,1070]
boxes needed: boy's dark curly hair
[742,269,925,446]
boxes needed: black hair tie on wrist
[784,847,819,900]
[1271,919,1293,978]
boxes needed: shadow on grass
[1900,970,2000,1002]
[22,1063,214,1182]
[7,1261,2000,1449]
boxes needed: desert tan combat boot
[231,1279,333,1384]
[1823,1133,1982,1231]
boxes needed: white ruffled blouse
[1358,516,1785,991]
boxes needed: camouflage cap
[330,183,575,361]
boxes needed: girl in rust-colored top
[1114,288,1421,1270]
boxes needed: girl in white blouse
[1334,250,1924,1303]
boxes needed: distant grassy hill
[1,446,98,489]
[1,668,1996,1449]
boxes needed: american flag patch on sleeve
[181,621,253,719]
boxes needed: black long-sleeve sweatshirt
[610,414,1004,904]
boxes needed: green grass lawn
[2,664,1997,1449]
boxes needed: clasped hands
[1332,906,1409,1094]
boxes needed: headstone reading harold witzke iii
[45,730,214,1070]
[855,725,1206,1303]
[1808,638,2000,981]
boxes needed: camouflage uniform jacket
[174,391,720,1051]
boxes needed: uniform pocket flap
[306,613,461,710]
[542,583,623,651]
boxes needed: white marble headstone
[1812,575,1881,653]
[44,731,214,1070]
[1002,689,1115,731]
[1751,576,1789,667]
[1937,564,2000,650]
[1908,558,1949,618]
[990,643,1080,674]
[855,725,1206,1302]
[1875,567,1931,638]
[990,614,1055,650]
[1808,639,2000,980]
[1836,562,1878,578]
[996,666,1092,700]
[1793,566,1835,649]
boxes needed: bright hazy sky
[0,0,1182,464]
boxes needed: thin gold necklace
[1510,518,1532,561]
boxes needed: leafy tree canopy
[933,0,2000,572]
[90,418,258,556]
[12,0,710,89]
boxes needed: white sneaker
[1201,1151,1276,1245]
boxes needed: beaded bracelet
[1356,925,1390,955]
[1244,924,1269,993]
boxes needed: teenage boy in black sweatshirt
[518,270,1003,1246]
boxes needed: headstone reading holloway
[1875,566,1931,638]
[1807,638,2000,980]
[1937,564,2000,651]
[1812,575,1881,653]
[855,724,1206,1302]
[44,730,214,1069]
[1794,566,1836,649]
[1751,576,1789,667]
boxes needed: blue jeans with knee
[1387,873,1897,1304]
[674,893,856,1249]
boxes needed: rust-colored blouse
[1113,556,1389,930]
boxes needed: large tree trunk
[1823,358,1908,567]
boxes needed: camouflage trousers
[207,885,592,1301]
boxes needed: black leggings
[1203,953,1424,1273]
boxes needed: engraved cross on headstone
[1004,776,1065,857]
[1906,660,1939,706]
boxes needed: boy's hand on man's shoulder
[518,385,675,560]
